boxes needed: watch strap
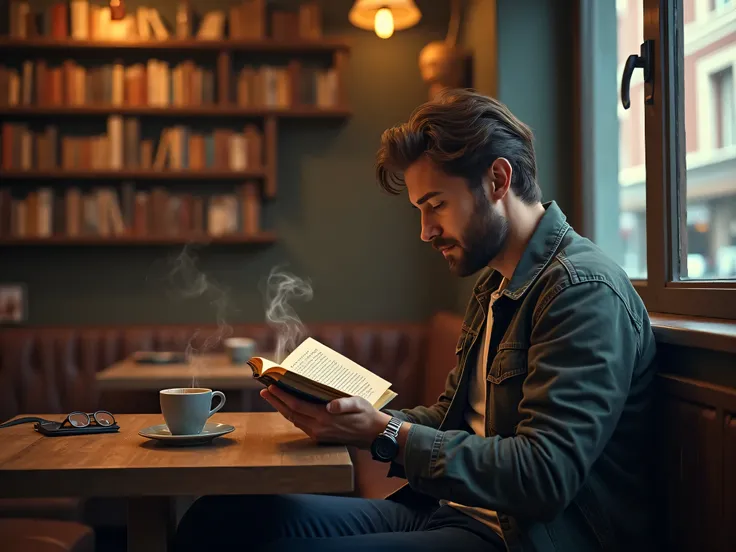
[383,417,403,439]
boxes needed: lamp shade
[348,0,422,32]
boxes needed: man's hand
[260,385,391,449]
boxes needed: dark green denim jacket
[385,201,658,552]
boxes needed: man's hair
[375,89,542,204]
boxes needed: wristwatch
[370,416,403,463]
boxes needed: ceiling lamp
[348,0,422,39]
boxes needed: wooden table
[0,412,354,552]
[97,353,271,412]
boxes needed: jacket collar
[473,201,570,302]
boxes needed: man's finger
[268,385,324,418]
[260,389,295,421]
[291,413,317,438]
[327,396,364,414]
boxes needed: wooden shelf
[0,232,278,246]
[0,106,352,118]
[0,37,350,53]
[0,170,267,180]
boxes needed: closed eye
[431,201,445,211]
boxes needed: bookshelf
[0,232,278,246]
[0,106,353,118]
[0,169,268,180]
[0,0,351,246]
[0,37,351,52]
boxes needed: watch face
[372,435,398,460]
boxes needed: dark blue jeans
[173,494,506,552]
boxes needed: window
[679,6,736,285]
[711,68,734,148]
[617,0,647,279]
[581,0,736,319]
[577,0,647,280]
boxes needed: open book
[247,337,397,410]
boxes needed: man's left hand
[260,385,391,449]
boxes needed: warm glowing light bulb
[374,8,394,39]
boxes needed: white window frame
[715,0,733,14]
[713,67,735,147]
[686,1,736,55]
[696,45,736,153]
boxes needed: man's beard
[433,191,509,277]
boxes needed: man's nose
[420,213,441,243]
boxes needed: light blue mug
[159,387,226,435]
[224,337,256,364]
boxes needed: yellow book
[247,337,397,410]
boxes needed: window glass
[679,0,736,279]
[617,0,648,279]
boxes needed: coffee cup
[159,388,226,435]
[224,337,256,364]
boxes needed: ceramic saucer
[138,422,235,446]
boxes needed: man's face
[405,156,509,277]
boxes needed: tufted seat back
[0,320,431,422]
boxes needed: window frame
[642,0,736,320]
[695,46,736,151]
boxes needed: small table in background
[0,412,354,552]
[97,353,275,413]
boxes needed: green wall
[454,0,577,314]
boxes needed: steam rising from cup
[264,267,313,363]
[165,246,312,375]
[167,245,235,387]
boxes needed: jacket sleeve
[398,281,640,521]
[383,356,461,429]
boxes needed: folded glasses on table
[0,410,117,430]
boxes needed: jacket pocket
[455,325,477,356]
[487,343,528,436]
[487,343,529,384]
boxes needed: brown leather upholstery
[0,320,428,423]
[0,518,94,552]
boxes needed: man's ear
[486,158,513,200]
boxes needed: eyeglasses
[0,410,117,430]
[59,410,116,429]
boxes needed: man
[175,90,657,552]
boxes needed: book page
[283,338,391,406]
[254,357,281,373]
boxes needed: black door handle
[621,40,654,109]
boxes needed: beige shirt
[441,279,507,537]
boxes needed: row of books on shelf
[0,60,340,109]
[234,64,338,109]
[0,183,261,239]
[1,120,264,171]
[8,0,322,42]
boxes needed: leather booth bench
[0,312,728,551]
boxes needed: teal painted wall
[454,0,577,314]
